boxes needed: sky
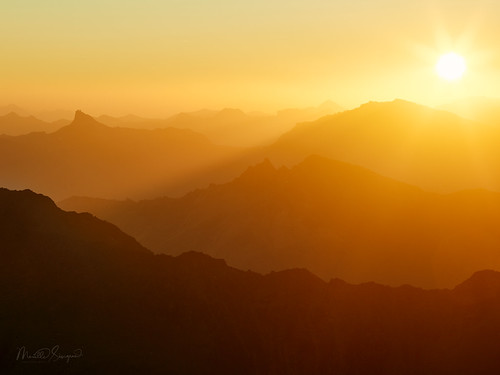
[1,0,500,116]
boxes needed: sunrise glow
[436,53,467,81]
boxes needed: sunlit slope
[0,111,242,200]
[268,99,499,193]
[60,155,500,288]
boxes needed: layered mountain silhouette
[265,99,500,193]
[96,101,344,147]
[133,99,500,197]
[0,104,74,122]
[0,112,64,136]
[0,110,242,200]
[0,104,31,117]
[4,99,500,202]
[60,155,500,288]
[5,187,500,374]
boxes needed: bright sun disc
[436,53,466,81]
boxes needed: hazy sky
[2,0,500,116]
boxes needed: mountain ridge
[6,186,500,373]
[0,111,240,200]
[59,154,500,288]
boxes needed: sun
[436,53,466,81]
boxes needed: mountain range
[4,98,500,203]
[0,104,74,122]
[0,101,343,147]
[4,187,500,374]
[0,112,67,136]
[95,101,344,147]
[0,110,241,200]
[265,99,500,193]
[60,154,500,289]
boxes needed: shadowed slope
[60,155,500,288]
[5,188,500,374]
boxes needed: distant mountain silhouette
[266,99,500,193]
[5,187,500,374]
[146,99,500,197]
[96,102,343,147]
[0,104,31,117]
[0,112,62,136]
[5,99,500,202]
[0,104,74,122]
[0,111,241,200]
[96,113,149,126]
[60,155,500,288]
[31,109,75,122]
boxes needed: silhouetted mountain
[148,99,500,198]
[0,112,61,135]
[0,111,242,200]
[0,104,31,117]
[56,110,109,134]
[0,105,74,122]
[267,99,500,193]
[96,113,148,126]
[60,155,500,288]
[5,187,500,374]
[96,102,343,147]
[32,109,75,122]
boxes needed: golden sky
[2,0,500,116]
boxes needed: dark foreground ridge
[3,188,500,374]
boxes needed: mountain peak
[73,110,98,124]
[244,158,276,174]
[358,99,420,111]
[4,111,22,118]
[0,187,150,256]
[235,159,278,184]
[54,110,108,135]
[0,187,58,215]
[454,270,500,301]
[50,110,108,137]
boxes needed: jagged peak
[54,110,108,135]
[233,159,279,185]
[242,158,276,175]
[73,110,99,124]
